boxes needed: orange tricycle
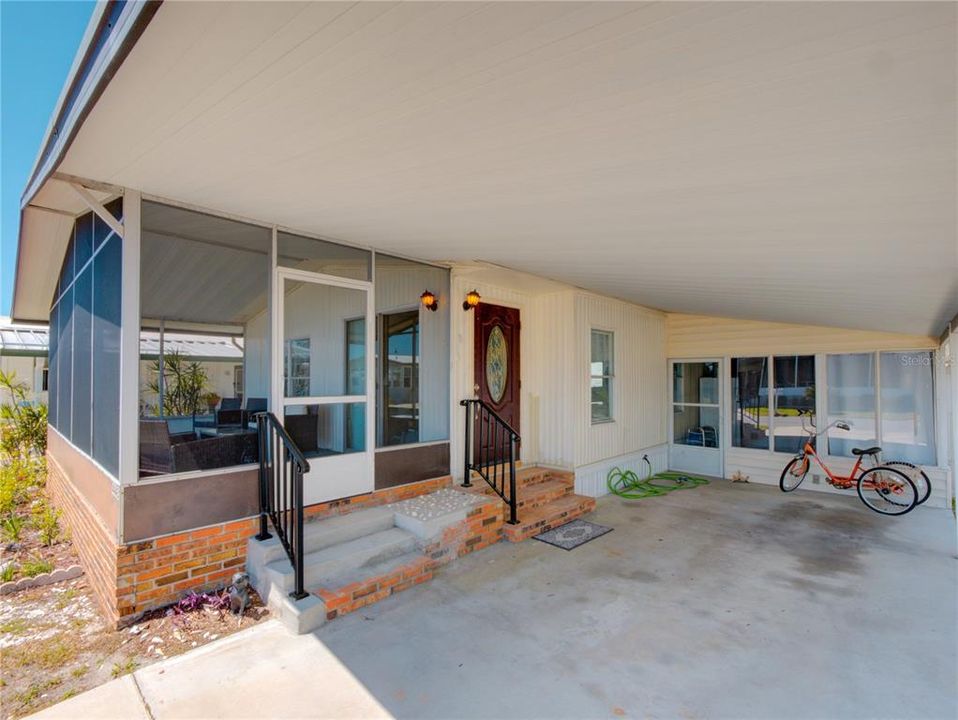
[779,412,920,516]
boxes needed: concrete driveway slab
[29,675,150,720]
[27,481,958,719]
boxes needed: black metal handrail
[255,412,310,600]
[460,399,519,525]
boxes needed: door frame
[271,266,375,504]
[668,357,724,478]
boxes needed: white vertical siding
[668,313,938,357]
[573,293,668,468]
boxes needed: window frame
[590,328,615,424]
[284,337,311,398]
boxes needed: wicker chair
[215,397,244,429]
[139,419,258,476]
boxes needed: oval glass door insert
[485,325,508,403]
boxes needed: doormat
[533,519,613,551]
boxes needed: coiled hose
[607,457,709,499]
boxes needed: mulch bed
[0,570,269,718]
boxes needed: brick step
[466,476,573,510]
[311,550,433,622]
[467,465,572,490]
[503,493,597,543]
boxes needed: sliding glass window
[374,254,449,447]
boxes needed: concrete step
[247,506,395,569]
[264,527,418,591]
[503,493,596,543]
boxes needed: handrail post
[291,462,308,600]
[461,401,472,487]
[508,435,518,525]
[255,414,271,541]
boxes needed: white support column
[118,190,141,489]
[158,319,165,417]
[268,227,278,414]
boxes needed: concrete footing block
[280,593,326,635]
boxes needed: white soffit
[56,1,957,335]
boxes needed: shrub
[31,502,61,547]
[0,458,42,516]
[1,563,16,582]
[0,370,48,457]
[1,513,26,543]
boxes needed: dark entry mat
[533,519,613,550]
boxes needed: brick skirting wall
[317,496,504,621]
[47,456,121,625]
[108,476,453,626]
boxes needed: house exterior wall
[450,270,670,497]
[666,312,951,508]
[667,313,938,357]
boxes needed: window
[672,361,719,446]
[731,357,769,450]
[233,365,244,400]
[880,352,936,464]
[41,365,49,392]
[374,254,449,447]
[772,355,815,454]
[284,339,311,397]
[827,353,877,457]
[379,311,419,446]
[590,330,614,422]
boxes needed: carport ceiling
[56,2,957,335]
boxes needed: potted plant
[204,392,222,413]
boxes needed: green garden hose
[606,458,709,500]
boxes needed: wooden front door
[474,303,520,460]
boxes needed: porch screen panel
[71,269,93,454]
[92,233,122,476]
[138,201,268,478]
[48,301,59,428]
[45,204,123,476]
[58,286,74,441]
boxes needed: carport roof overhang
[14,1,958,336]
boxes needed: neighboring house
[0,316,244,416]
[0,318,49,405]
[8,2,957,629]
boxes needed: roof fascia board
[20,1,161,209]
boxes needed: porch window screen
[772,355,815,454]
[47,201,123,477]
[590,330,614,423]
[138,200,270,478]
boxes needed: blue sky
[1,1,94,318]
